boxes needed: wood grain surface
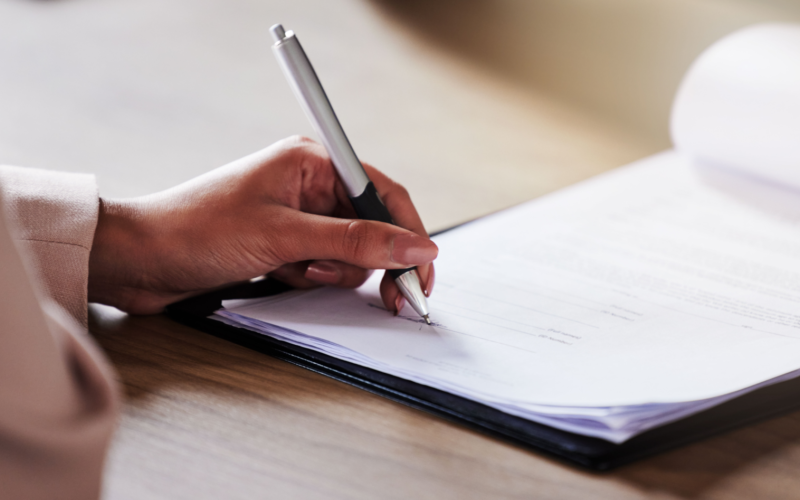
[4,0,800,498]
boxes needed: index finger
[362,163,436,311]
[362,163,428,238]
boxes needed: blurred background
[1,0,799,232]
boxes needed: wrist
[88,197,153,312]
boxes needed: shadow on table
[88,302,332,403]
[614,411,800,497]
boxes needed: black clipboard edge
[167,304,613,469]
[163,222,800,471]
[166,284,800,471]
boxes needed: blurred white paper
[672,23,800,189]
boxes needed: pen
[270,24,432,325]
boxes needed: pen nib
[423,315,431,325]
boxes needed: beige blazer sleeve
[0,166,119,500]
[0,165,102,326]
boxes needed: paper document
[217,152,800,442]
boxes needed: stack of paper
[215,152,800,443]
[216,24,800,443]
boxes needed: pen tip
[424,315,431,325]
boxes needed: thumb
[271,209,438,270]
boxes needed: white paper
[217,152,800,442]
[672,23,800,189]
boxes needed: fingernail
[304,262,340,285]
[424,265,435,297]
[394,295,406,316]
[391,233,438,266]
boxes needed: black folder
[166,273,800,471]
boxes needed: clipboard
[166,275,800,471]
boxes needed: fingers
[268,208,438,271]
[268,262,317,289]
[269,260,374,289]
[421,262,435,297]
[240,140,439,312]
[358,165,438,311]
[271,260,435,316]
[362,163,428,238]
[304,260,374,288]
[379,263,436,315]
[380,271,402,314]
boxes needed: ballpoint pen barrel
[270,24,430,321]
[270,28,370,198]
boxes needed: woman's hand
[88,136,437,315]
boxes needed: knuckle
[286,134,316,146]
[278,136,319,161]
[342,220,373,261]
[392,182,410,201]
[281,137,329,172]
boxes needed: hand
[88,136,437,315]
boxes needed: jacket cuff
[0,165,99,326]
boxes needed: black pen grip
[349,182,412,279]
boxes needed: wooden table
[5,0,800,498]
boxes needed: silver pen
[270,24,431,325]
